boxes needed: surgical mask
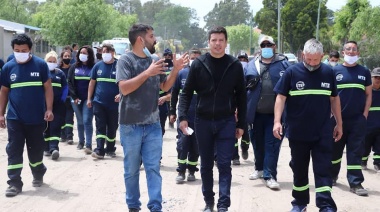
[303,62,321,72]
[102,53,113,63]
[261,48,274,59]
[62,58,71,65]
[47,62,58,70]
[14,52,30,63]
[142,47,152,58]
[79,54,88,62]
[344,55,359,65]
[329,61,337,67]
[189,59,194,67]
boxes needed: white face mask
[344,55,359,65]
[47,62,58,70]
[102,53,113,63]
[329,61,337,67]
[14,52,30,63]
[79,54,88,62]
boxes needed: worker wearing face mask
[43,51,68,160]
[87,44,120,159]
[245,36,290,190]
[331,41,372,196]
[323,50,340,67]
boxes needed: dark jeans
[195,115,236,210]
[45,101,66,153]
[61,98,74,140]
[289,138,337,211]
[331,116,366,187]
[6,120,47,189]
[251,113,282,180]
[93,102,118,156]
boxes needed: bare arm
[363,85,372,118]
[330,96,343,141]
[43,79,54,121]
[273,94,287,139]
[87,79,96,108]
[0,86,9,128]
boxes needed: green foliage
[139,0,173,26]
[281,0,328,52]
[332,0,370,43]
[30,0,137,46]
[0,0,36,24]
[204,0,251,30]
[226,24,259,55]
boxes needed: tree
[226,24,259,55]
[281,0,328,52]
[31,0,137,46]
[0,0,33,24]
[105,0,142,17]
[204,0,251,30]
[139,0,172,26]
[349,6,380,69]
[333,0,370,44]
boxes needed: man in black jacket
[179,26,247,212]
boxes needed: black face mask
[62,58,71,65]
[164,58,173,67]
[96,53,102,60]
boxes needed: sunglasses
[261,43,274,48]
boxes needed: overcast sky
[140,0,380,27]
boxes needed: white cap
[259,36,275,45]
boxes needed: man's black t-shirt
[208,54,229,90]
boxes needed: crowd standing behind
[0,28,379,212]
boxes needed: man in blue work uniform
[0,33,54,197]
[273,38,342,212]
[87,44,120,159]
[331,40,372,196]
[170,48,201,184]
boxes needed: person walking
[273,38,342,212]
[178,26,246,212]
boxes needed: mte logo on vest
[31,72,39,77]
[336,74,343,81]
[321,82,330,88]
[296,81,305,90]
[358,75,366,81]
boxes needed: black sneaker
[51,150,60,160]
[129,208,139,212]
[5,186,21,197]
[204,204,214,212]
[242,150,248,160]
[106,152,116,158]
[32,177,43,187]
[232,159,240,165]
[350,184,368,196]
[77,143,84,150]
[67,139,74,145]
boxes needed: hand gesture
[173,53,189,71]
[146,59,168,77]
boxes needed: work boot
[5,186,21,197]
[187,171,196,181]
[51,150,60,160]
[176,172,185,184]
[242,150,249,160]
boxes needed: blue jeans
[251,113,282,180]
[71,99,93,148]
[195,116,236,210]
[120,122,163,212]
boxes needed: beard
[145,40,156,54]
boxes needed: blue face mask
[261,48,274,59]
[143,47,152,58]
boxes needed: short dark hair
[208,26,228,41]
[102,44,115,52]
[75,45,95,68]
[189,47,201,55]
[128,24,154,46]
[72,43,78,49]
[11,33,33,49]
[344,40,358,50]
[63,45,73,52]
[329,50,340,58]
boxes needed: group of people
[0,23,379,212]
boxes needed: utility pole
[316,0,321,40]
[249,10,252,55]
[277,0,281,53]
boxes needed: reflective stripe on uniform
[332,158,342,164]
[61,124,74,129]
[347,165,362,170]
[241,139,250,145]
[97,78,116,83]
[29,161,43,167]
[187,160,198,166]
[179,89,197,94]
[96,134,115,142]
[52,83,62,87]
[75,76,91,80]
[373,155,380,159]
[362,156,369,161]
[337,83,365,90]
[44,136,60,141]
[234,142,238,147]
[315,186,332,193]
[8,164,23,170]
[11,81,43,88]
[289,90,331,96]
[369,107,380,111]
[178,159,187,164]
[293,184,309,191]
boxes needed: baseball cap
[371,67,380,77]
[237,53,248,60]
[94,44,103,49]
[259,36,275,45]
[163,48,173,56]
